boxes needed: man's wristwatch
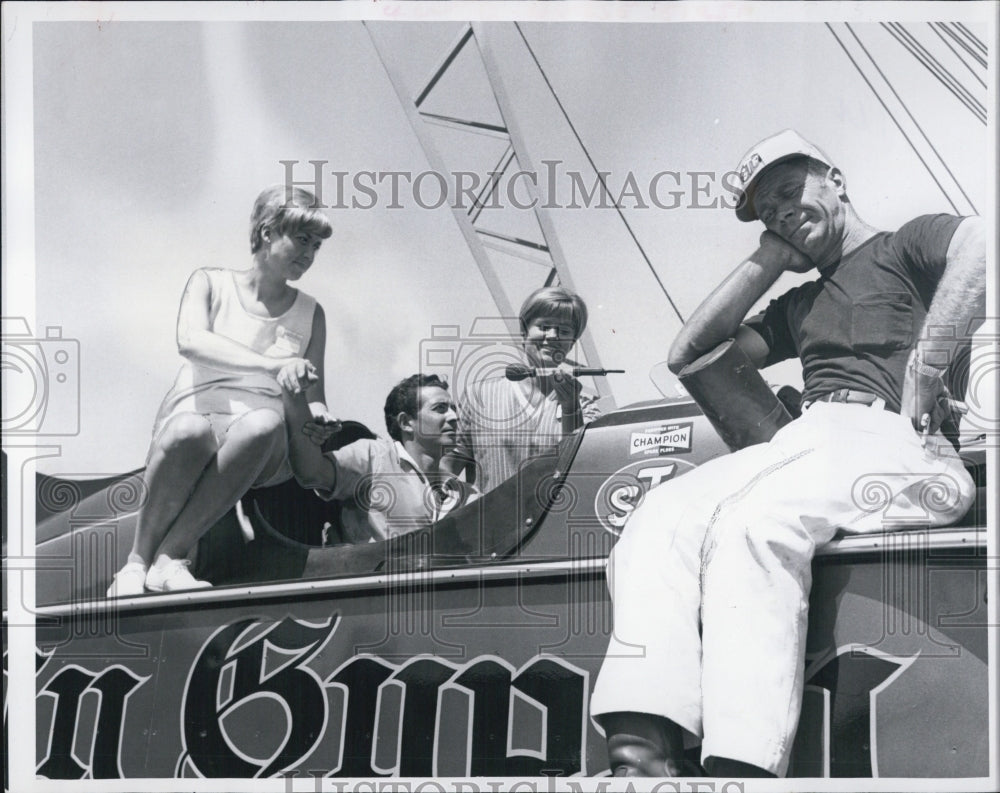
[909,348,947,379]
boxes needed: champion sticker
[629,422,693,455]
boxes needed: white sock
[152,554,175,570]
[127,552,147,568]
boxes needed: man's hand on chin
[759,230,815,274]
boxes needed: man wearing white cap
[590,129,985,777]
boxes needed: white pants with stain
[590,401,975,775]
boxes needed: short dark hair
[249,185,333,254]
[384,374,450,442]
[519,286,588,340]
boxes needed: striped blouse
[453,375,600,494]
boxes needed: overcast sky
[4,3,993,475]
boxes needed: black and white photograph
[2,2,997,792]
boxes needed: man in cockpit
[282,373,476,542]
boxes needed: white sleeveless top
[153,268,317,432]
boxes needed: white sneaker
[144,559,211,592]
[107,562,148,598]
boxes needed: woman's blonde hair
[249,185,333,253]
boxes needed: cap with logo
[733,129,833,222]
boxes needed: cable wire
[827,23,962,215]
[939,22,988,68]
[953,22,988,58]
[882,22,985,123]
[885,22,986,121]
[513,22,685,324]
[890,22,985,117]
[928,23,987,90]
[847,24,977,213]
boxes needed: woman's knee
[229,409,285,448]
[157,414,216,457]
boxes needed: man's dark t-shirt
[744,214,964,413]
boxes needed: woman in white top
[108,186,336,595]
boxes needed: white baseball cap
[733,129,833,222]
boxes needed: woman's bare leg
[131,413,218,563]
[152,408,286,561]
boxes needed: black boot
[703,756,776,778]
[598,711,685,777]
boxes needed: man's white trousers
[590,401,976,775]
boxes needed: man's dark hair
[384,374,450,442]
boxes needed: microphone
[505,363,625,381]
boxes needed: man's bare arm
[920,216,987,359]
[902,215,987,432]
[667,231,811,373]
